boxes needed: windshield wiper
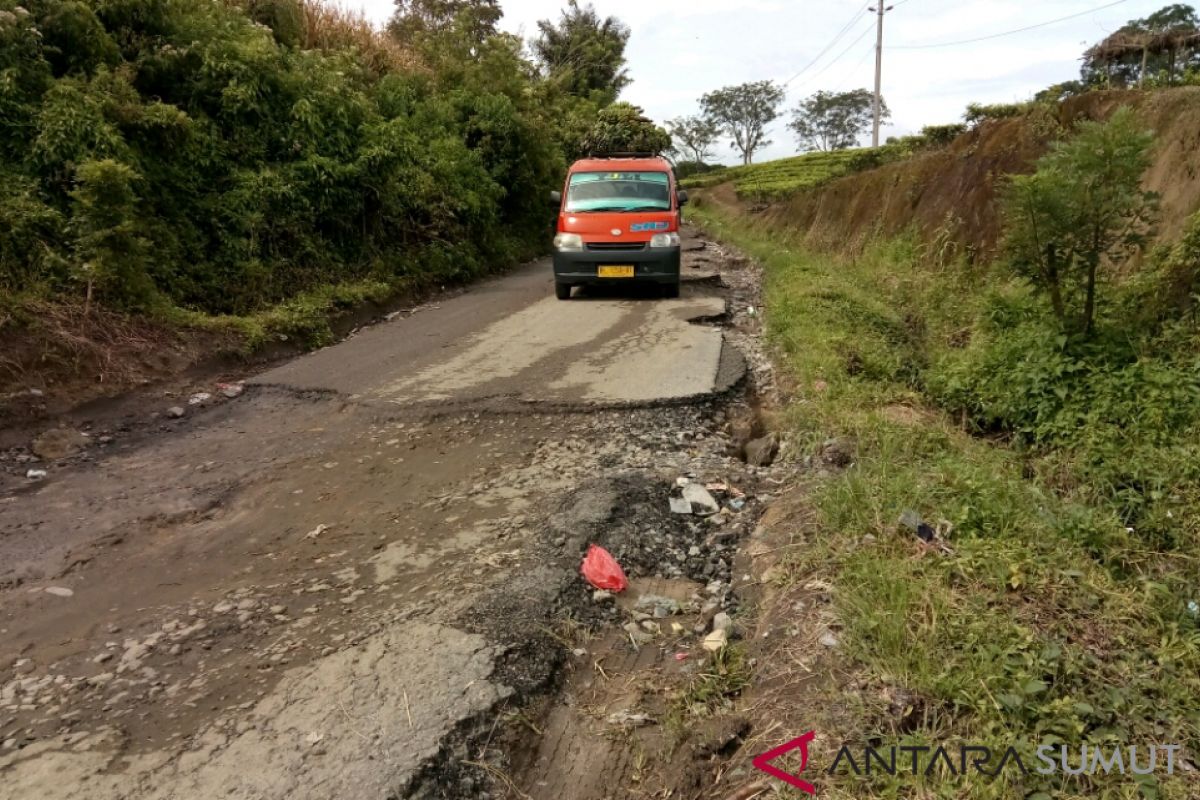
[570,205,668,213]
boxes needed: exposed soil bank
[703,87,1200,257]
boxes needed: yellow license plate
[598,265,635,278]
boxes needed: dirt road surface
[0,234,780,799]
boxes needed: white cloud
[351,0,1170,163]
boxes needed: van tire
[662,281,680,299]
[555,282,572,300]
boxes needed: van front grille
[586,242,646,252]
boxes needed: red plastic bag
[580,544,628,592]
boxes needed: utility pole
[869,4,893,147]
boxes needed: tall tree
[532,1,630,106]
[1081,3,1200,87]
[389,0,501,50]
[666,115,721,164]
[789,89,889,152]
[700,81,785,165]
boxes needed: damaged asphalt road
[0,232,782,799]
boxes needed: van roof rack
[586,151,662,159]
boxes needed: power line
[890,0,1133,50]
[784,3,871,86]
[792,18,878,89]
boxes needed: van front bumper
[553,247,681,285]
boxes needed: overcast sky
[354,0,1173,163]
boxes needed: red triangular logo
[751,730,817,794]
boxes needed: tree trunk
[1139,46,1149,87]
[1083,257,1098,336]
[1043,244,1067,326]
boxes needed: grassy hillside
[680,149,861,200]
[691,91,1200,799]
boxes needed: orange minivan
[549,154,688,300]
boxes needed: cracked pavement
[0,234,763,799]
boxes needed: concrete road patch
[0,623,508,800]
[374,296,727,404]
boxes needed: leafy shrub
[964,101,1030,127]
[1001,107,1157,335]
[672,160,721,180]
[919,122,967,147]
[69,158,153,310]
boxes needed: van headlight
[554,233,583,252]
[649,232,681,248]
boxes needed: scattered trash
[712,612,733,633]
[674,652,690,661]
[635,594,680,618]
[746,306,757,316]
[675,476,691,488]
[607,710,655,727]
[188,392,212,406]
[703,628,728,652]
[669,496,693,515]
[581,544,628,592]
[305,524,330,540]
[1189,601,1199,616]
[705,481,729,493]
[572,648,587,658]
[592,590,614,603]
[671,622,685,634]
[729,497,746,511]
[166,406,186,419]
[623,621,653,645]
[682,483,720,516]
[44,586,74,598]
[819,631,840,649]
[899,509,936,543]
[217,382,244,399]
[25,469,47,480]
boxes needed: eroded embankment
[704,86,1200,257]
[682,94,1200,798]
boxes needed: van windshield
[565,171,671,212]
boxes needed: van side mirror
[677,190,689,206]
[549,190,562,206]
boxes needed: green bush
[672,160,721,180]
[0,0,572,318]
[1002,107,1157,335]
[964,100,1031,127]
[920,122,967,147]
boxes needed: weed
[690,202,1200,799]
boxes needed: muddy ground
[0,232,797,799]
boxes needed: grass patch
[680,150,862,200]
[691,201,1200,799]
[665,645,753,741]
[163,278,398,352]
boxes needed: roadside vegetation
[691,107,1200,798]
[0,0,668,350]
[680,150,860,200]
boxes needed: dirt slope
[704,87,1200,257]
